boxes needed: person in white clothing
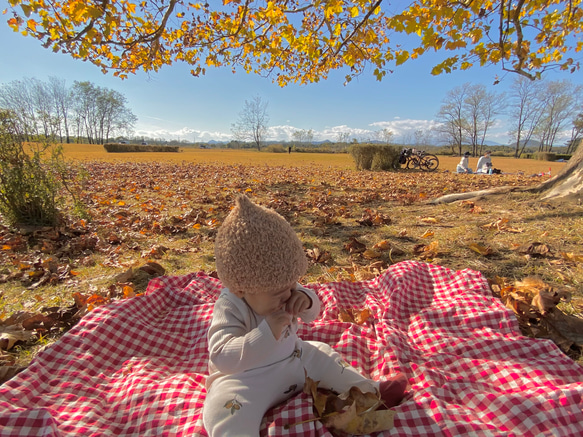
[456,151,473,173]
[476,150,493,173]
[202,195,408,437]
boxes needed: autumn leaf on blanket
[468,243,494,256]
[296,376,395,435]
[338,308,373,325]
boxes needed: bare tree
[508,77,545,158]
[231,96,269,150]
[47,76,72,143]
[376,128,394,145]
[70,81,136,144]
[462,84,505,156]
[292,129,314,147]
[0,79,39,139]
[436,84,470,155]
[535,80,583,152]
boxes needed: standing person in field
[456,151,473,173]
[202,195,408,436]
[476,150,493,173]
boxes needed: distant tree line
[0,77,137,144]
[436,78,582,158]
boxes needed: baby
[202,195,407,436]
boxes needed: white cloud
[133,127,232,142]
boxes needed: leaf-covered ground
[1,161,582,378]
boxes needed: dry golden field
[60,144,567,175]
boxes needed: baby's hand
[285,290,311,317]
[266,309,292,340]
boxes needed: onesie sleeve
[295,284,321,323]
[208,295,295,374]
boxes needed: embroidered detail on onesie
[284,384,297,394]
[282,325,291,338]
[224,398,242,415]
[338,358,350,374]
[292,348,302,359]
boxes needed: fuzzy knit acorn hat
[214,195,308,294]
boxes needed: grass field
[1,144,581,372]
[61,144,567,175]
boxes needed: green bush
[349,144,400,170]
[0,110,61,226]
[534,152,556,161]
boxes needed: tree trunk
[430,146,583,204]
[531,144,583,201]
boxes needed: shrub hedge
[104,143,180,153]
[349,144,400,170]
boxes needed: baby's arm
[292,284,321,323]
[208,297,292,374]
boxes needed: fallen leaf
[344,237,366,254]
[468,243,494,256]
[561,252,583,263]
[514,242,552,257]
[0,326,34,350]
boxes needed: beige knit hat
[214,195,308,294]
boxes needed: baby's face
[243,284,295,315]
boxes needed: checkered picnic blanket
[1,260,582,436]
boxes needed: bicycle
[396,148,440,172]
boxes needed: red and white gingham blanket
[1,260,582,436]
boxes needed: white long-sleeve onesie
[202,285,377,437]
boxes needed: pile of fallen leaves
[1,161,582,381]
[492,276,583,361]
[285,375,395,435]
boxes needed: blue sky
[1,19,581,144]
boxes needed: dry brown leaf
[373,240,391,251]
[468,243,494,256]
[337,308,373,325]
[362,249,382,260]
[302,378,395,435]
[420,230,434,238]
[0,366,26,385]
[560,252,583,263]
[344,237,366,254]
[307,246,331,264]
[420,217,439,224]
[514,242,553,257]
[0,325,34,351]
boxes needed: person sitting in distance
[476,151,492,174]
[456,152,473,174]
